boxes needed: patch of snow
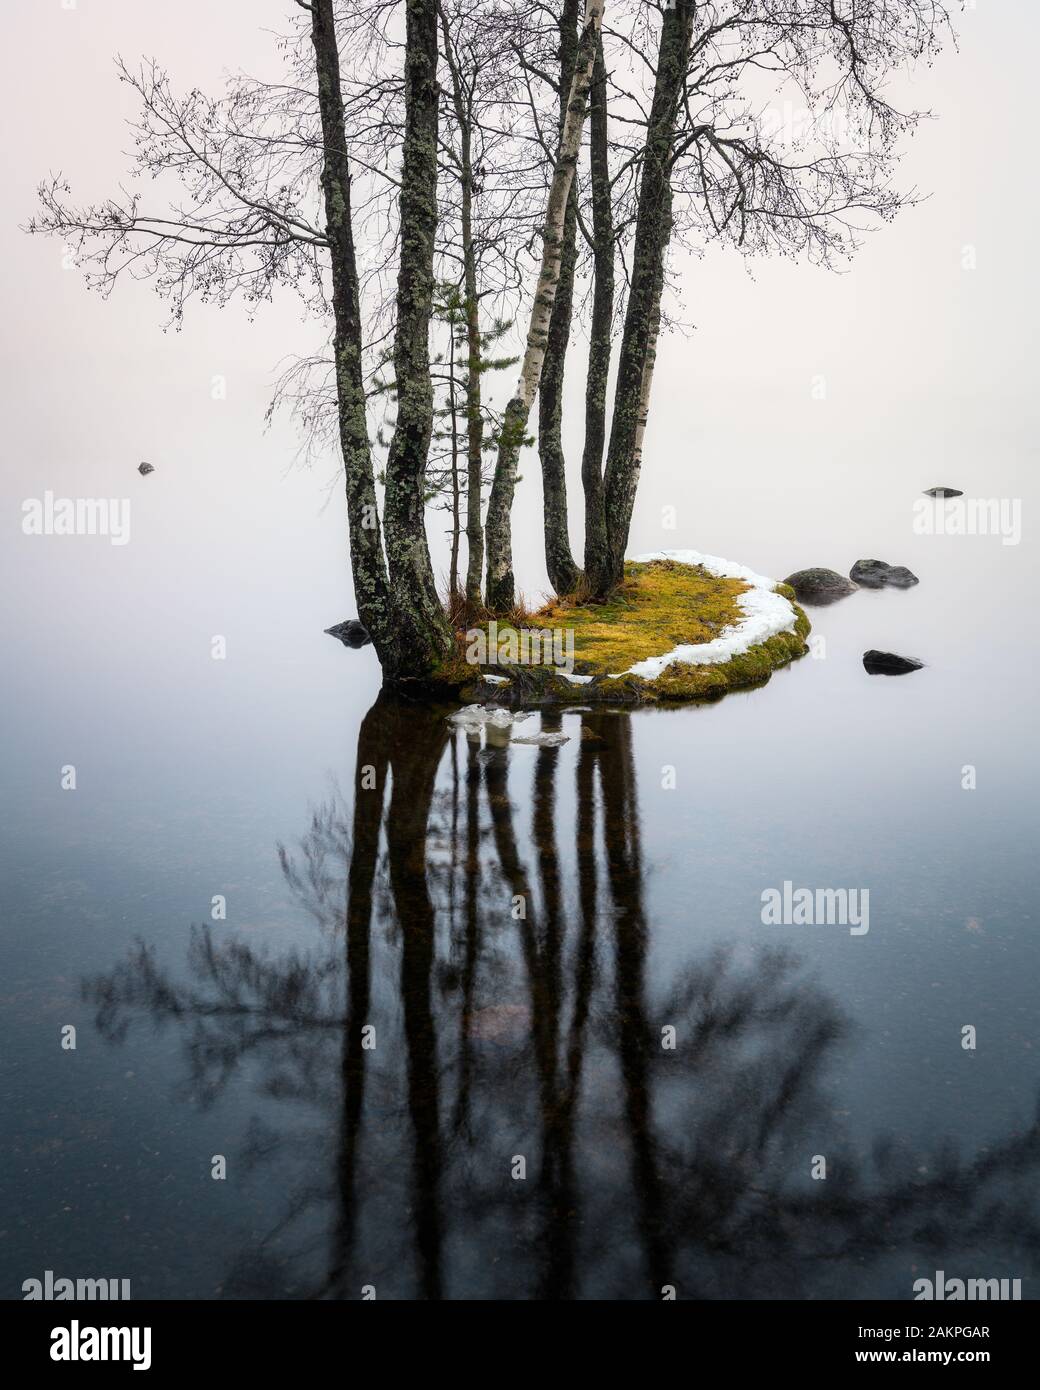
[557,672,594,685]
[448,705,531,728]
[447,706,570,746]
[614,549,799,679]
[482,674,510,685]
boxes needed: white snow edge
[616,549,799,680]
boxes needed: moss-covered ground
[433,559,810,706]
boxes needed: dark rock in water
[850,559,919,589]
[325,619,371,648]
[138,461,155,476]
[783,568,857,604]
[923,486,962,497]
[863,650,923,675]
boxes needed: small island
[436,551,811,706]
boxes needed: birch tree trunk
[537,0,582,598]
[448,320,461,596]
[381,0,454,669]
[439,11,487,611]
[310,0,453,681]
[483,0,604,614]
[308,0,399,670]
[461,256,485,611]
[581,33,614,593]
[598,0,693,598]
[630,259,664,525]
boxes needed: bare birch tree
[503,0,957,601]
[483,0,605,614]
[593,0,957,596]
[29,1,457,679]
[28,0,957,648]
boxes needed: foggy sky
[2,0,1036,650]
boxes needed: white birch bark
[631,295,662,478]
[515,0,604,409]
[483,0,605,610]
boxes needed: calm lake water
[2,474,1038,1300]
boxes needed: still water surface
[2,488,1038,1299]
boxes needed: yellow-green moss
[523,559,748,671]
[432,559,810,706]
[647,611,811,701]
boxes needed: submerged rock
[783,568,857,604]
[850,559,919,589]
[324,619,371,648]
[863,650,924,675]
[923,486,963,498]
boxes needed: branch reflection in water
[84,697,1040,1299]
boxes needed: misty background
[3,0,1035,642]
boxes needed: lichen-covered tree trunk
[537,0,582,597]
[484,0,604,614]
[308,0,399,671]
[598,0,693,598]
[381,0,454,670]
[581,33,614,594]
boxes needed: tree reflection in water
[85,695,1040,1299]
